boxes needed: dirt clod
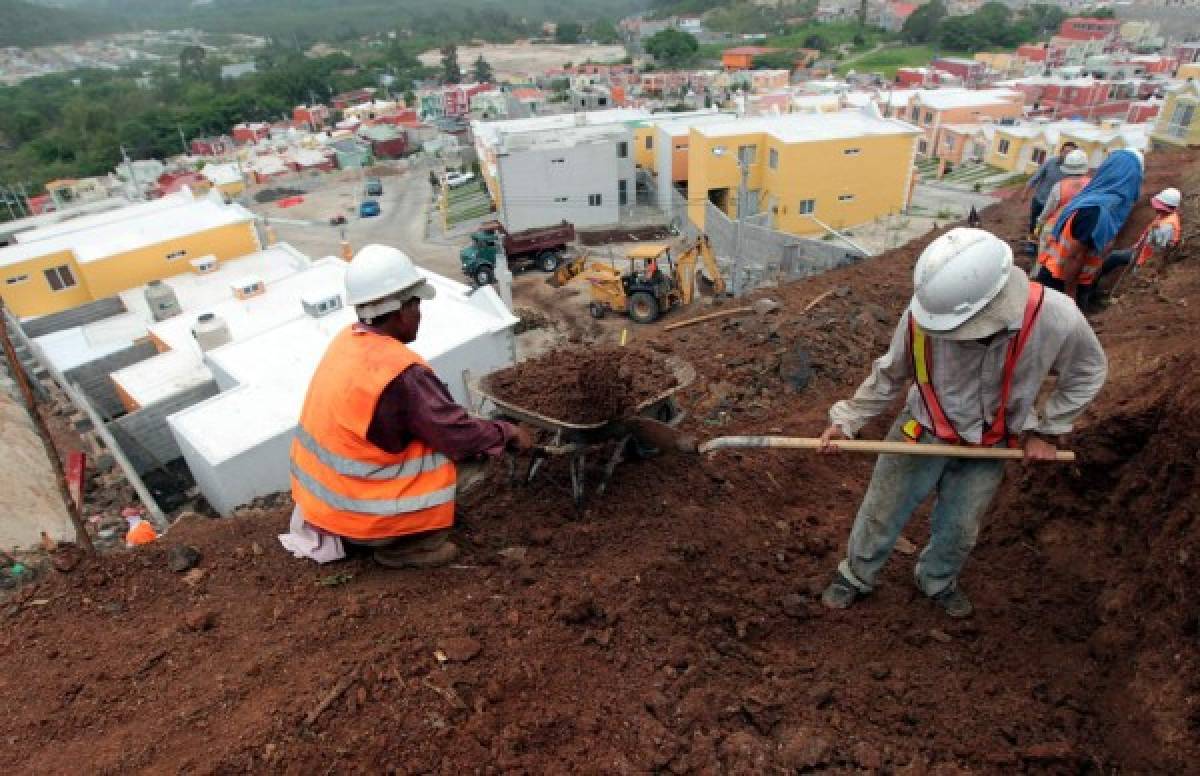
[184,609,216,631]
[437,637,482,663]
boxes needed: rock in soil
[167,545,202,573]
[438,637,482,663]
[184,609,216,631]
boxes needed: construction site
[0,146,1197,774]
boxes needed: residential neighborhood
[2,0,1200,771]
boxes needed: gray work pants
[836,413,1007,597]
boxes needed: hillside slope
[0,150,1197,772]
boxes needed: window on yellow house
[923,111,933,125]
[1031,148,1047,165]
[798,199,815,214]
[998,139,1011,155]
[838,194,855,202]
[167,249,188,260]
[645,136,653,149]
[844,148,861,155]
[44,265,77,292]
[769,149,779,169]
[1168,103,1195,139]
[5,274,29,285]
[737,145,757,165]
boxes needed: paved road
[260,164,464,279]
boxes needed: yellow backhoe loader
[564,235,726,324]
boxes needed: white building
[493,123,637,232]
[168,270,518,515]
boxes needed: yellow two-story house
[0,193,260,318]
[686,108,921,236]
[1151,79,1200,149]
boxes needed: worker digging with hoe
[818,228,1108,618]
[1096,186,1184,290]
[281,245,532,568]
[1022,141,1079,238]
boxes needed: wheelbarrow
[467,355,696,507]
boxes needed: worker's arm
[1024,305,1108,437]
[827,313,913,439]
[1148,220,1176,249]
[1036,184,1061,231]
[369,366,529,462]
[1023,161,1047,199]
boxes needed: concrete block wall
[702,202,866,292]
[108,380,220,474]
[20,297,127,338]
[62,341,159,418]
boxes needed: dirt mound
[485,345,678,424]
[1,150,1198,773]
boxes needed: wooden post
[0,300,95,554]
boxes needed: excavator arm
[675,235,727,305]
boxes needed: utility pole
[121,144,144,200]
[732,152,750,296]
[177,125,189,156]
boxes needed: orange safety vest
[1043,175,1091,229]
[1135,210,1181,267]
[1040,211,1103,285]
[907,282,1046,447]
[290,326,457,540]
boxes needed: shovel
[624,417,1076,462]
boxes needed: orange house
[722,46,779,71]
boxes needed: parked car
[365,177,383,197]
[445,171,475,189]
[359,199,381,218]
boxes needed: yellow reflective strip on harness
[902,419,923,442]
[912,326,930,384]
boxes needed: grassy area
[835,45,946,77]
[767,22,887,53]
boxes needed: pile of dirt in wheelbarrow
[485,345,678,424]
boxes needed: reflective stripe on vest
[1136,211,1181,266]
[1040,212,1103,284]
[293,425,449,480]
[289,325,458,540]
[908,281,1046,446]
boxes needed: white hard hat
[345,245,435,317]
[1119,148,1144,171]
[911,228,1026,340]
[1061,149,1088,175]
[1153,187,1181,209]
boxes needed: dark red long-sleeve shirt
[366,363,515,461]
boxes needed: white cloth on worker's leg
[278,505,346,563]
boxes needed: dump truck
[461,220,575,286]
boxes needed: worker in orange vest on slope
[283,245,532,568]
[816,229,1107,618]
[1098,187,1183,284]
[1033,148,1144,309]
[1029,149,1092,278]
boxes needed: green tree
[1024,3,1067,35]
[590,18,621,44]
[472,55,493,83]
[803,33,828,51]
[179,45,208,81]
[556,21,583,43]
[440,44,461,84]
[901,0,946,43]
[752,51,797,70]
[645,29,699,67]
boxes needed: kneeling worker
[818,229,1107,618]
[1100,187,1183,282]
[286,245,531,568]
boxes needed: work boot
[821,572,865,610]
[373,540,459,569]
[932,585,973,618]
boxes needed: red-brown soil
[1,151,1197,773]
[486,345,678,424]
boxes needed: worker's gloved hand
[1021,433,1058,464]
[817,424,847,454]
[507,425,534,452]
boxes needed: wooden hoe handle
[697,436,1076,462]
